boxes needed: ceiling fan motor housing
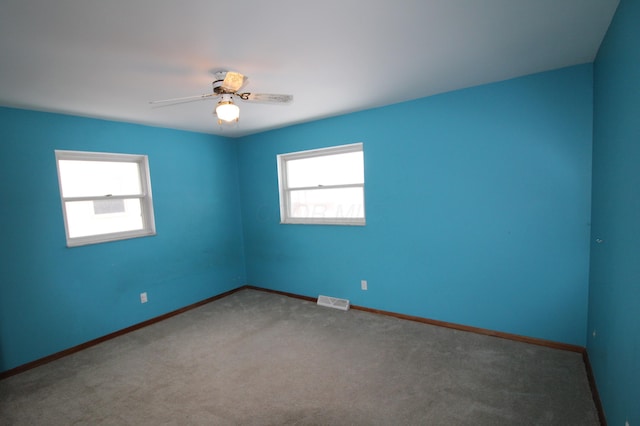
[212,70,229,94]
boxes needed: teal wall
[238,65,594,347]
[589,0,640,424]
[0,108,246,372]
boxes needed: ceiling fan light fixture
[215,98,240,123]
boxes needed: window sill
[66,230,157,248]
[280,219,365,226]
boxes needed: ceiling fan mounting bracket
[211,70,228,81]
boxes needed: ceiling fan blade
[239,93,293,103]
[149,93,216,105]
[221,71,248,92]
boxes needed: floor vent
[317,295,350,311]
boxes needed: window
[55,150,156,247]
[277,143,365,225]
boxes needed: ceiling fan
[149,70,293,124]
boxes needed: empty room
[0,0,638,425]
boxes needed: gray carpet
[0,289,599,425]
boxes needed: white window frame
[277,143,365,226]
[55,150,156,247]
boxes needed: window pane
[58,160,142,197]
[65,198,143,238]
[289,187,364,219]
[286,151,363,188]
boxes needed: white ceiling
[0,0,619,138]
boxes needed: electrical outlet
[592,329,597,338]
[140,292,148,303]
[361,280,367,291]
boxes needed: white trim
[280,142,363,161]
[55,150,156,247]
[285,183,363,191]
[62,194,146,202]
[276,151,289,224]
[65,228,156,248]
[277,143,366,226]
[283,217,366,226]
